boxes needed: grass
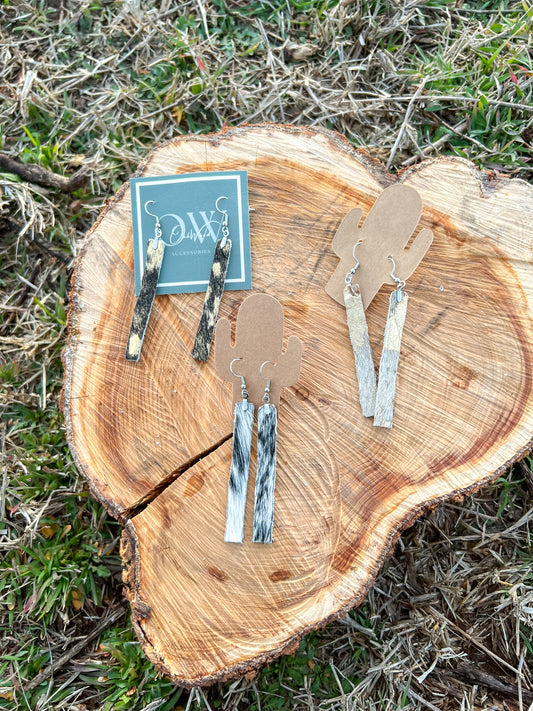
[1,0,532,709]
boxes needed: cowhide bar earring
[252,361,278,544]
[225,358,254,544]
[126,200,165,362]
[343,240,377,418]
[374,257,409,429]
[192,196,232,362]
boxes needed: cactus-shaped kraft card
[325,184,433,309]
[214,293,302,409]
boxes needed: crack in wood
[123,431,233,520]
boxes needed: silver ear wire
[345,240,363,294]
[215,195,228,212]
[144,200,158,219]
[388,256,406,292]
[260,360,275,403]
[215,195,229,247]
[230,358,249,408]
[352,239,363,264]
[144,200,162,244]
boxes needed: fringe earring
[126,200,166,361]
[252,361,278,544]
[343,240,377,417]
[374,257,409,429]
[224,358,254,543]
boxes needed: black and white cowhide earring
[125,200,165,362]
[192,196,232,362]
[224,358,254,544]
[252,361,278,544]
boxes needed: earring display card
[130,171,252,295]
[325,184,433,309]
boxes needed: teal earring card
[130,171,252,295]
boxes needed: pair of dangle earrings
[126,196,231,362]
[344,241,409,428]
[224,359,278,545]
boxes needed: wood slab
[62,124,533,686]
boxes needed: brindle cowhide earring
[125,200,165,362]
[192,196,232,362]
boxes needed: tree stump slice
[63,125,533,686]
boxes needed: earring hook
[144,200,162,244]
[260,361,275,379]
[388,256,406,292]
[260,361,275,404]
[215,196,229,247]
[230,358,249,407]
[144,200,159,219]
[215,195,228,214]
[352,239,363,267]
[230,357,244,378]
[345,240,363,293]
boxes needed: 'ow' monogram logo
[160,210,225,247]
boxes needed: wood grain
[63,125,533,686]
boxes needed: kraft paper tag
[325,184,433,309]
[214,294,302,409]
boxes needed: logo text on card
[160,206,226,247]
